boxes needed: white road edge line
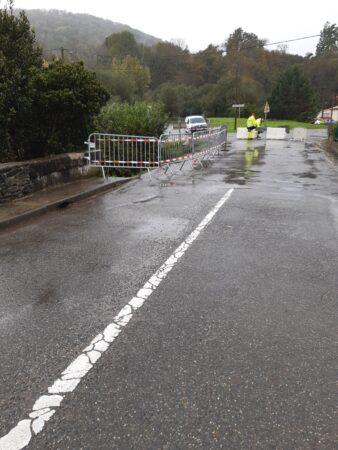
[0,188,234,450]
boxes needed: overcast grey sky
[10,0,338,55]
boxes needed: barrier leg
[201,153,211,165]
[101,166,107,180]
[193,156,203,168]
[163,163,174,177]
[179,158,193,171]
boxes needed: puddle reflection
[225,144,264,185]
[244,147,260,177]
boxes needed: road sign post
[264,101,270,121]
[232,104,245,131]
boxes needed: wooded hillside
[15,9,160,66]
[11,8,338,122]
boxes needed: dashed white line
[0,188,234,450]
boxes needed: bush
[328,123,338,141]
[0,4,42,161]
[94,101,168,137]
[0,4,109,162]
[28,61,109,157]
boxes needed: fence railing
[193,126,227,159]
[86,127,227,178]
[86,133,159,177]
[159,127,227,174]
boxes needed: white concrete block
[236,128,247,139]
[266,128,287,140]
[236,128,257,139]
[291,128,307,141]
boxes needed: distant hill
[15,9,161,66]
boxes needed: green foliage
[194,45,225,85]
[15,10,338,125]
[105,32,139,59]
[268,66,318,121]
[0,2,109,162]
[111,56,150,99]
[197,81,228,117]
[225,28,266,53]
[95,101,168,137]
[29,61,109,156]
[155,83,190,117]
[304,51,338,109]
[0,3,42,161]
[144,42,192,89]
[96,56,151,103]
[3,6,338,163]
[328,123,338,141]
[316,22,338,56]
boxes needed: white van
[185,115,208,133]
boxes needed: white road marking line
[0,188,234,450]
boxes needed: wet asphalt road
[0,130,337,449]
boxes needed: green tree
[304,52,338,110]
[225,28,266,54]
[155,82,186,117]
[269,65,318,121]
[111,56,150,99]
[223,28,269,112]
[194,45,225,85]
[0,1,42,161]
[316,22,338,56]
[202,79,231,117]
[144,42,190,89]
[29,61,109,156]
[105,31,139,60]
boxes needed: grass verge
[208,117,328,133]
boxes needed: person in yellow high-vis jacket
[247,113,257,139]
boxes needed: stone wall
[0,153,92,203]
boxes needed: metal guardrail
[86,127,227,178]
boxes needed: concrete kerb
[0,177,137,231]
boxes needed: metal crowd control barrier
[193,126,227,163]
[87,133,160,178]
[159,127,227,175]
[159,133,194,175]
[86,127,227,178]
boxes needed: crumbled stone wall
[0,153,91,203]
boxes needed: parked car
[185,115,208,133]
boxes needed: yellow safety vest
[247,115,256,128]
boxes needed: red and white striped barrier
[87,133,160,178]
[86,127,227,178]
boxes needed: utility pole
[52,47,72,62]
[45,48,74,62]
[232,41,244,131]
[234,42,241,131]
